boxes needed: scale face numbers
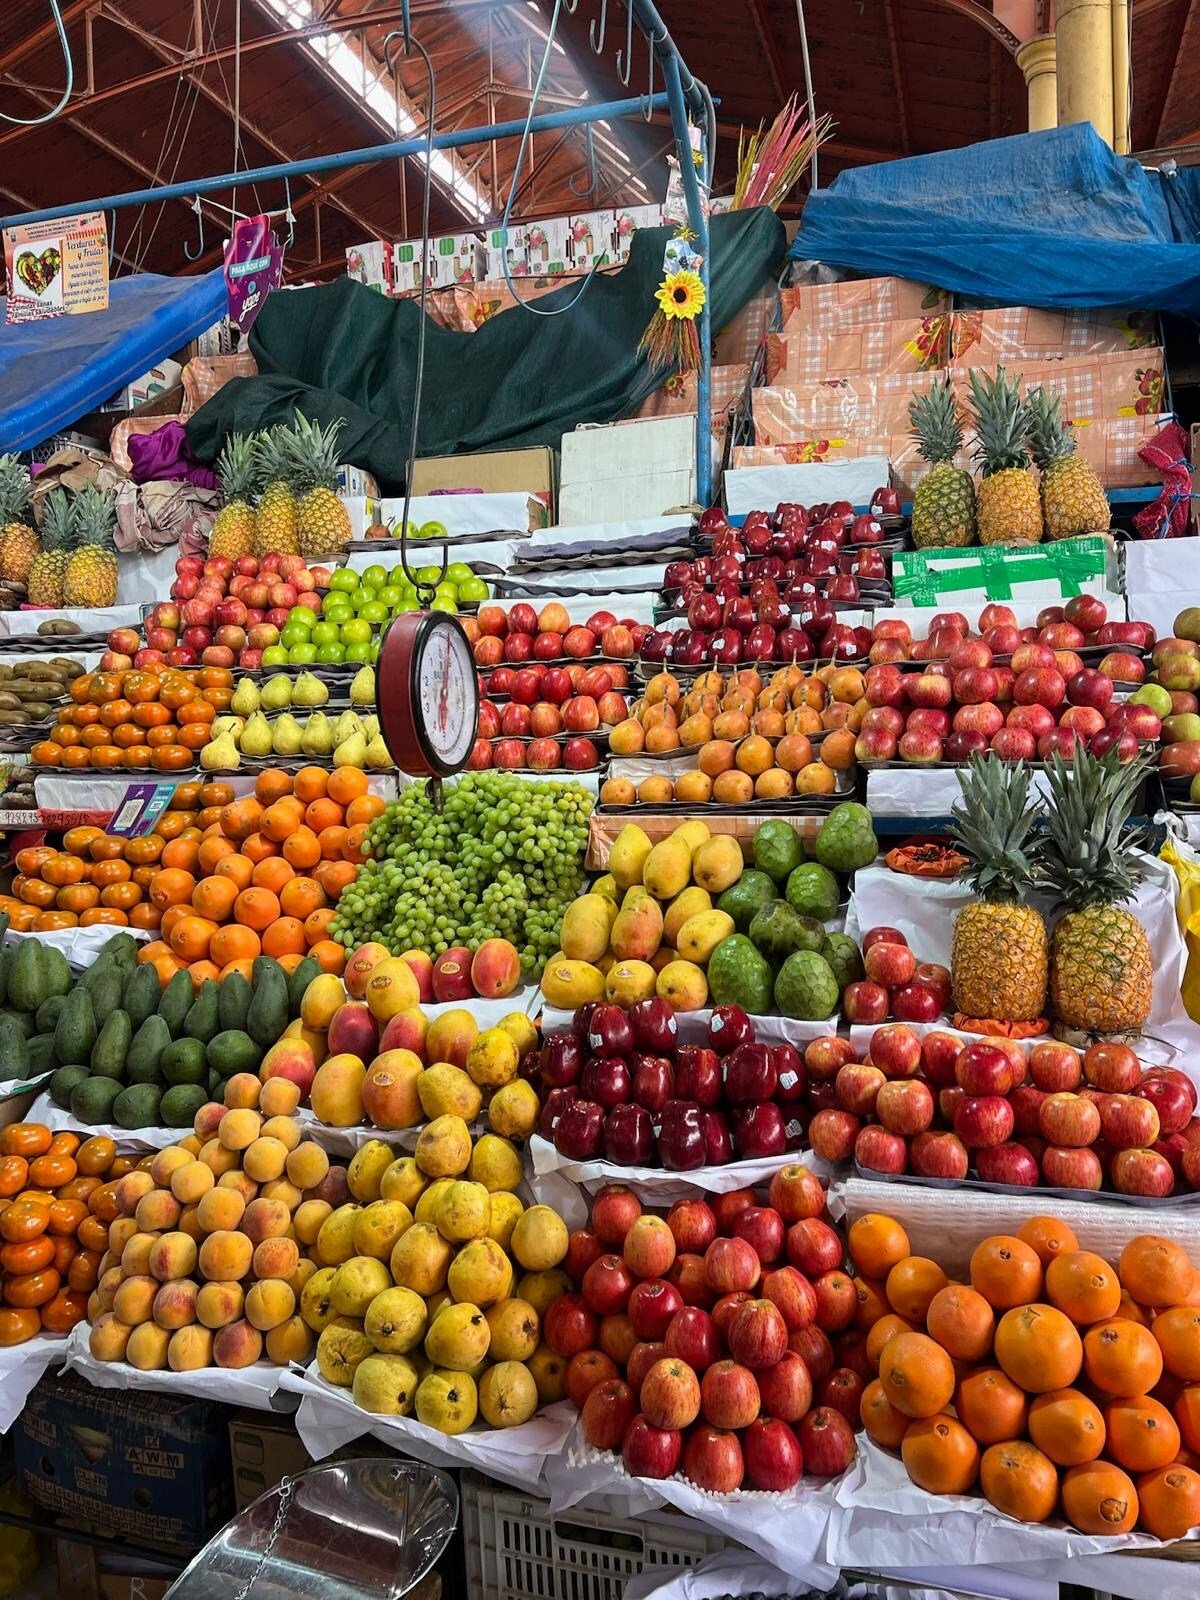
[379,611,480,777]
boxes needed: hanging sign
[3,211,109,324]
[224,214,284,334]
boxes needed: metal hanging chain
[230,1473,295,1600]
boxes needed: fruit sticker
[4,211,108,323]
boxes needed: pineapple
[27,488,74,608]
[209,433,258,560]
[1027,386,1111,540]
[968,367,1043,545]
[947,752,1048,1023]
[0,453,38,585]
[909,378,976,548]
[63,485,118,608]
[289,413,352,560]
[1040,748,1153,1036]
[252,426,298,556]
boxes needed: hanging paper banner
[224,214,284,334]
[3,212,109,325]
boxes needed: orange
[192,876,239,923]
[1083,1318,1164,1397]
[292,767,328,803]
[1045,1250,1122,1326]
[242,833,279,866]
[302,907,337,944]
[852,1276,890,1331]
[168,915,218,962]
[91,859,131,888]
[218,958,257,984]
[926,1285,995,1363]
[215,853,254,890]
[1060,1460,1138,1534]
[101,883,142,912]
[327,767,368,806]
[318,825,349,860]
[262,918,306,959]
[305,798,343,834]
[57,884,99,913]
[970,1235,1044,1310]
[150,869,196,911]
[276,953,307,975]
[308,939,346,974]
[886,1257,948,1322]
[124,834,164,866]
[1027,1388,1106,1466]
[254,769,294,805]
[955,1367,1029,1444]
[261,799,304,842]
[129,904,163,931]
[1137,1464,1200,1541]
[980,1441,1060,1525]
[345,795,384,827]
[282,828,321,871]
[865,1313,916,1371]
[197,835,236,874]
[901,1415,981,1497]
[159,904,193,943]
[160,837,200,872]
[220,798,263,841]
[877,1332,956,1419]
[1153,1307,1200,1381]
[343,824,370,864]
[252,857,294,894]
[1120,1237,1195,1310]
[860,1378,909,1448]
[186,960,222,991]
[1105,1396,1181,1472]
[280,877,325,920]
[209,924,261,968]
[233,888,279,931]
[994,1303,1082,1393]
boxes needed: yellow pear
[301,712,333,757]
[334,731,368,769]
[239,712,274,757]
[200,731,240,771]
[351,666,376,706]
[260,674,293,711]
[230,678,260,716]
[293,670,328,708]
[271,714,304,757]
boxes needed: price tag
[108,783,177,838]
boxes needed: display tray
[855,1161,1200,1209]
[609,728,842,766]
[596,793,853,815]
[631,654,872,682]
[0,630,108,653]
[344,528,521,550]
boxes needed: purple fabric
[127,421,217,489]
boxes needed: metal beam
[0,0,93,75]
[922,0,1021,52]
[883,1,911,155]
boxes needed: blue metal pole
[629,0,706,114]
[661,52,712,508]
[0,94,673,229]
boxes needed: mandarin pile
[31,665,237,772]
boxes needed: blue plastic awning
[790,125,1200,318]
[0,268,227,453]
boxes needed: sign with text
[4,212,109,324]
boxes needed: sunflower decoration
[639,256,707,375]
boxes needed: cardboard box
[481,226,529,282]
[411,446,554,515]
[780,276,951,333]
[613,204,666,261]
[55,1533,175,1600]
[228,1411,311,1512]
[16,1373,233,1548]
[752,370,946,445]
[568,210,615,272]
[345,240,394,294]
[948,349,1166,424]
[953,305,1157,364]
[892,535,1117,609]
[559,414,696,524]
[765,316,952,384]
[426,233,483,286]
[518,217,572,277]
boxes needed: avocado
[0,1008,35,1040]
[287,956,321,1017]
[53,989,97,1067]
[0,1015,30,1080]
[126,1015,171,1084]
[102,932,140,970]
[160,1084,208,1128]
[217,971,252,1034]
[206,1030,263,1078]
[112,1083,162,1130]
[246,958,289,1048]
[706,934,774,1015]
[161,1037,207,1087]
[123,964,163,1030]
[158,969,193,1035]
[91,1011,132,1080]
[35,995,68,1034]
[25,1034,58,1077]
[49,1063,90,1107]
[70,1075,123,1125]
[717,869,778,933]
[0,945,13,1006]
[184,980,220,1045]
[82,958,124,1018]
[748,900,825,963]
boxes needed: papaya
[102,932,139,970]
[247,958,289,1048]
[0,1015,30,1080]
[160,1084,207,1128]
[8,940,70,1012]
[122,964,162,1030]
[35,995,67,1034]
[157,969,193,1036]
[82,959,124,1018]
[112,1083,161,1130]
[49,1063,89,1108]
[126,1015,171,1085]
[218,971,252,1034]
[70,1075,123,1125]
[0,945,14,1006]
[91,1011,132,1080]
[287,956,321,1017]
[161,1038,207,1087]
[184,981,220,1045]
[53,989,97,1067]
[206,1030,262,1078]
[25,1034,58,1077]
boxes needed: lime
[288,643,318,664]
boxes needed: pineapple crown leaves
[948,751,1044,905]
[251,424,296,491]
[1038,746,1150,915]
[908,377,964,466]
[286,411,345,497]
[0,454,32,524]
[71,483,116,550]
[40,488,74,549]
[1027,386,1077,468]
[216,433,257,502]
[968,365,1034,477]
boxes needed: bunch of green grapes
[329,772,592,973]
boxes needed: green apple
[289,606,319,629]
[360,601,389,624]
[393,598,420,614]
[330,568,359,593]
[288,643,318,664]
[316,642,347,663]
[416,566,442,586]
[420,521,448,542]
[377,586,404,608]
[458,577,489,603]
[312,621,340,646]
[340,618,372,645]
[361,565,388,590]
[1129,683,1172,717]
[280,622,311,648]
[445,562,474,585]
[261,645,290,667]
[429,595,458,615]
[345,641,374,662]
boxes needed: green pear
[293,671,329,708]
[272,714,304,757]
[333,710,364,746]
[301,712,333,757]
[361,714,380,742]
[231,678,260,717]
[239,712,274,758]
[200,732,240,771]
[350,666,376,707]
[334,731,368,769]
[212,715,246,740]
[260,674,293,711]
[365,734,392,769]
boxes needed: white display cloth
[25,1091,187,1153]
[0,1334,67,1434]
[529,1134,826,1206]
[4,924,149,967]
[724,459,890,516]
[60,1322,289,1409]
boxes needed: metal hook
[615,0,634,85]
[589,0,607,54]
[642,31,661,121]
[567,124,598,200]
[183,197,205,261]
[561,0,578,11]
[282,176,295,249]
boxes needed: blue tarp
[790,125,1200,318]
[0,269,226,453]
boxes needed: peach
[245,1280,296,1332]
[152,1279,199,1330]
[147,1232,198,1283]
[259,1115,302,1152]
[224,1072,263,1110]
[109,1217,140,1256]
[178,1134,203,1156]
[253,1237,300,1281]
[344,942,392,999]
[178,1204,203,1242]
[218,1169,259,1203]
[218,1108,262,1151]
[198,1229,254,1282]
[425,1009,479,1070]
[260,1179,304,1211]
[113,1275,159,1326]
[196,1280,244,1329]
[96,1267,123,1312]
[115,1171,156,1215]
[121,1232,160,1276]
[327,1002,380,1062]
[266,1315,313,1366]
[242,1198,291,1243]
[200,1138,239,1176]
[149,1146,193,1187]
[89,1313,133,1363]
[470,939,521,1001]
[193,1102,227,1140]
[259,1077,303,1117]
[168,1325,213,1372]
[126,1321,171,1371]
[136,1191,182,1234]
[98,1250,119,1278]
[86,1292,103,1323]
[242,1137,289,1183]
[294,1199,332,1245]
[379,1007,428,1059]
[289,1257,317,1296]
[309,1165,351,1209]
[171,1160,215,1205]
[213,1319,264,1369]
[260,1039,316,1099]
[197,1187,246,1233]
[286,1142,329,1191]
[361,1051,423,1130]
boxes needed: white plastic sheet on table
[847,855,1195,1068]
[60,1322,291,1410]
[4,923,149,968]
[279,1362,575,1492]
[521,516,686,552]
[864,767,1065,819]
[1125,585,1200,644]
[0,1334,67,1434]
[724,458,891,516]
[1124,541,1199,596]
[0,606,142,637]
[33,771,398,815]
[529,1133,827,1205]
[116,544,181,607]
[26,1090,185,1153]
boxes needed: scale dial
[378,611,480,777]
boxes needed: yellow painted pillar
[1056,0,1115,147]
[1112,0,1131,153]
[1016,35,1058,133]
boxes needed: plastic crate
[462,1471,733,1600]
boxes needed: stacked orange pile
[31,666,233,772]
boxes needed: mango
[424,1009,479,1069]
[604,960,657,1005]
[487,1080,540,1140]
[300,974,345,1031]
[692,836,744,894]
[642,836,692,901]
[608,823,653,890]
[539,958,605,1010]
[310,1054,366,1127]
[664,885,712,947]
[353,1352,419,1416]
[673,819,711,857]
[655,959,709,1011]
[418,1063,482,1122]
[465,1028,518,1089]
[559,895,618,963]
[361,1051,424,1131]
[676,910,736,966]
[414,1115,472,1178]
[348,1140,400,1203]
[364,1285,426,1353]
[610,896,664,962]
[592,874,618,901]
[479,1361,538,1428]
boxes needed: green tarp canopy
[186,208,785,492]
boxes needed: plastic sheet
[529,1132,826,1205]
[3,924,149,968]
[0,1334,66,1434]
[25,1090,184,1153]
[60,1321,290,1410]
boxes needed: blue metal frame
[0,2,714,504]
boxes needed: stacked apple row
[533,1000,807,1170]
[468,661,631,774]
[802,1025,1200,1199]
[863,598,1151,672]
[545,1171,859,1489]
[467,603,651,669]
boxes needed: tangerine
[1120,1237,1195,1310]
[1105,1396,1181,1473]
[955,1367,1030,1445]
[878,1332,956,1419]
[1060,1460,1138,1534]
[1027,1388,1106,1466]
[1083,1319,1164,1397]
[994,1304,1083,1393]
[901,1416,980,1496]
[979,1441,1059,1524]
[848,1215,911,1280]
[970,1236,1044,1310]
[925,1284,995,1363]
[1045,1250,1122,1326]
[1136,1465,1200,1541]
[886,1257,948,1321]
[859,1378,910,1448]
